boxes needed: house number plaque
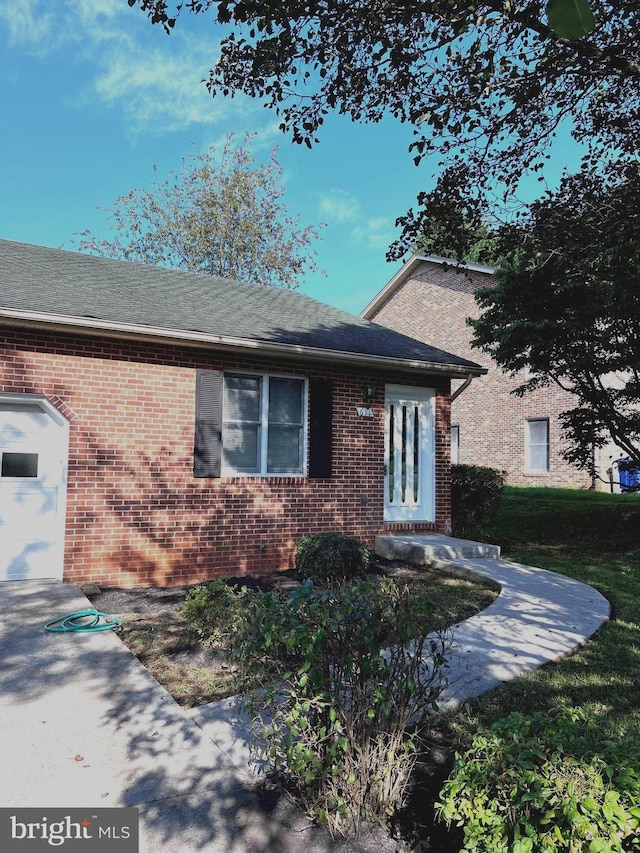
[356,406,374,418]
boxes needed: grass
[372,561,498,633]
[450,486,640,745]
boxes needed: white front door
[0,396,69,581]
[384,385,435,522]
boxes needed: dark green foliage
[451,464,506,536]
[295,532,369,583]
[132,1,640,260]
[180,578,256,647]
[547,0,596,39]
[128,1,640,474]
[471,162,640,475]
[436,710,640,852]
[233,578,450,837]
[415,208,503,266]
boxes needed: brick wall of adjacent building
[0,327,452,587]
[370,260,592,488]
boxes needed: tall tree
[129,1,639,255]
[470,162,640,472]
[127,2,640,467]
[71,134,324,288]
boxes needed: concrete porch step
[375,533,501,565]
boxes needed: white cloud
[0,0,57,49]
[0,0,261,132]
[353,215,396,249]
[0,0,121,50]
[90,34,230,132]
[318,188,360,223]
[319,189,396,249]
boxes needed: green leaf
[553,824,567,844]
[547,0,596,39]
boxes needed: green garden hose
[44,608,122,633]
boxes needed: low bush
[180,578,255,647]
[294,532,369,583]
[451,464,506,536]
[436,710,640,852]
[234,578,451,838]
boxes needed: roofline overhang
[0,307,486,379]
[361,254,496,320]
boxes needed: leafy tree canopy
[470,162,640,471]
[414,207,502,266]
[71,134,324,288]
[127,2,639,469]
[129,1,638,258]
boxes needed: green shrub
[436,710,640,852]
[451,464,506,535]
[180,578,255,647]
[233,578,451,838]
[294,532,369,583]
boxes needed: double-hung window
[222,373,306,475]
[526,418,550,472]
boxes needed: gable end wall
[370,261,591,488]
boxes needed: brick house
[362,254,604,489]
[0,240,483,587]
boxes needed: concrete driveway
[0,579,385,853]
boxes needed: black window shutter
[194,369,223,477]
[308,378,333,478]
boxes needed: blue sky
[0,0,579,315]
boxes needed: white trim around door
[384,384,435,522]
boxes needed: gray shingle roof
[0,239,483,375]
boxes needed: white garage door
[0,397,69,581]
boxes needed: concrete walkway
[0,539,611,851]
[374,535,611,709]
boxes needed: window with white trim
[526,418,550,472]
[222,373,306,475]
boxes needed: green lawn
[453,486,640,744]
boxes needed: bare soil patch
[87,559,497,709]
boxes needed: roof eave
[360,253,496,320]
[0,308,486,379]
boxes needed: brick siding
[1,328,452,587]
[370,261,591,489]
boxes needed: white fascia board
[0,307,486,379]
[360,253,496,319]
